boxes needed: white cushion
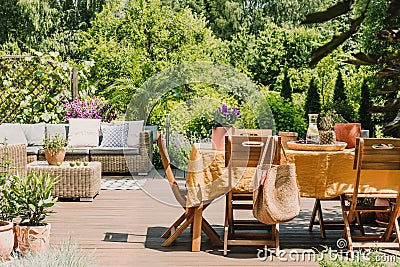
[100,124,128,147]
[21,123,46,146]
[46,124,68,140]
[68,119,101,147]
[0,123,28,145]
[127,120,144,147]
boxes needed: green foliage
[12,172,58,226]
[43,134,68,156]
[280,69,292,101]
[359,79,373,133]
[265,91,307,138]
[229,22,321,87]
[304,77,321,118]
[0,0,105,59]
[0,53,96,124]
[333,71,355,121]
[79,0,225,113]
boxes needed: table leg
[192,205,203,252]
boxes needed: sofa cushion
[46,124,68,140]
[127,120,144,147]
[100,124,128,147]
[21,123,46,146]
[0,123,28,145]
[90,147,140,155]
[144,125,158,142]
[68,119,101,147]
[26,146,41,155]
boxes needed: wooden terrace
[47,171,397,267]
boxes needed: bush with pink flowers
[64,96,117,122]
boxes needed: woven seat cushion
[90,147,139,155]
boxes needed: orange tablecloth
[186,143,400,207]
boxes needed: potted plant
[211,104,240,150]
[0,174,17,260]
[43,134,68,165]
[13,171,58,255]
[0,141,18,260]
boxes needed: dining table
[185,142,399,252]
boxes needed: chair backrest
[234,129,273,137]
[225,135,281,168]
[354,138,400,171]
[157,132,186,207]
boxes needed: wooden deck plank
[46,177,398,266]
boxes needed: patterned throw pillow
[100,124,128,147]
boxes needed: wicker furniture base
[27,154,37,164]
[90,154,151,174]
[27,161,101,201]
[0,144,27,176]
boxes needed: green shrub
[266,92,307,138]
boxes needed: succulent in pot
[43,134,68,165]
[12,172,58,254]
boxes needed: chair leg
[161,213,186,238]
[227,192,234,237]
[202,218,222,246]
[340,195,353,251]
[308,199,319,232]
[317,199,326,239]
[355,212,365,236]
[162,215,194,247]
[223,208,229,256]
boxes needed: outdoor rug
[101,178,146,190]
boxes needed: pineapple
[319,112,336,145]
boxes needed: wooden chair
[223,135,281,255]
[157,133,222,247]
[340,138,400,251]
[234,129,273,137]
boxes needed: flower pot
[0,221,14,261]
[334,123,361,148]
[374,198,392,225]
[44,148,66,165]
[15,224,51,255]
[212,127,235,151]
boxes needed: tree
[0,0,105,59]
[302,0,400,136]
[280,69,292,101]
[359,79,373,135]
[304,77,321,118]
[79,0,226,112]
[333,71,354,121]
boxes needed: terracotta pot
[44,148,66,165]
[0,221,14,261]
[374,198,392,223]
[15,224,51,255]
[212,127,235,151]
[334,123,361,148]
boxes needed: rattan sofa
[0,143,27,176]
[0,123,155,175]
